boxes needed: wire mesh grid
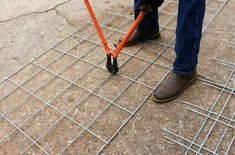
[0,0,233,154]
[162,61,235,155]
[159,0,235,155]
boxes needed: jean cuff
[137,26,159,33]
[173,69,197,76]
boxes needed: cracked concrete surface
[0,0,234,154]
[0,0,71,23]
[0,10,75,81]
[0,0,115,81]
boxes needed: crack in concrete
[54,9,77,28]
[0,0,72,24]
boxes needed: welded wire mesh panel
[0,0,232,154]
[163,61,235,155]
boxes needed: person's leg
[173,0,206,75]
[134,0,159,33]
[119,0,162,46]
[153,0,205,103]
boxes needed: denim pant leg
[173,0,206,75]
[134,0,159,33]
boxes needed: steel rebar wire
[43,18,176,155]
[0,0,230,153]
[155,0,231,153]
[181,101,235,129]
[185,66,235,154]
[23,38,147,154]
[0,4,131,144]
[1,1,131,148]
[162,128,216,154]
[23,12,157,153]
[214,112,235,153]
[224,131,235,154]
[197,86,235,154]
[61,5,177,153]
[0,1,130,102]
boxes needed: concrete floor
[0,0,116,81]
[0,0,234,154]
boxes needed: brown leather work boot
[152,71,197,103]
[119,31,160,47]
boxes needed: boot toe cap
[153,88,169,101]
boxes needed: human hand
[139,4,152,14]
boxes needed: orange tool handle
[112,11,144,59]
[84,0,111,55]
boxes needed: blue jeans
[135,0,160,33]
[135,0,206,75]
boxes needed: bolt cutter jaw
[106,55,119,75]
[84,0,145,75]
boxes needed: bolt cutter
[84,0,151,74]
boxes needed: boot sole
[152,74,198,104]
[124,32,161,47]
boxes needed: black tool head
[106,55,119,74]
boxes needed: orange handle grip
[112,11,144,59]
[84,0,111,55]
